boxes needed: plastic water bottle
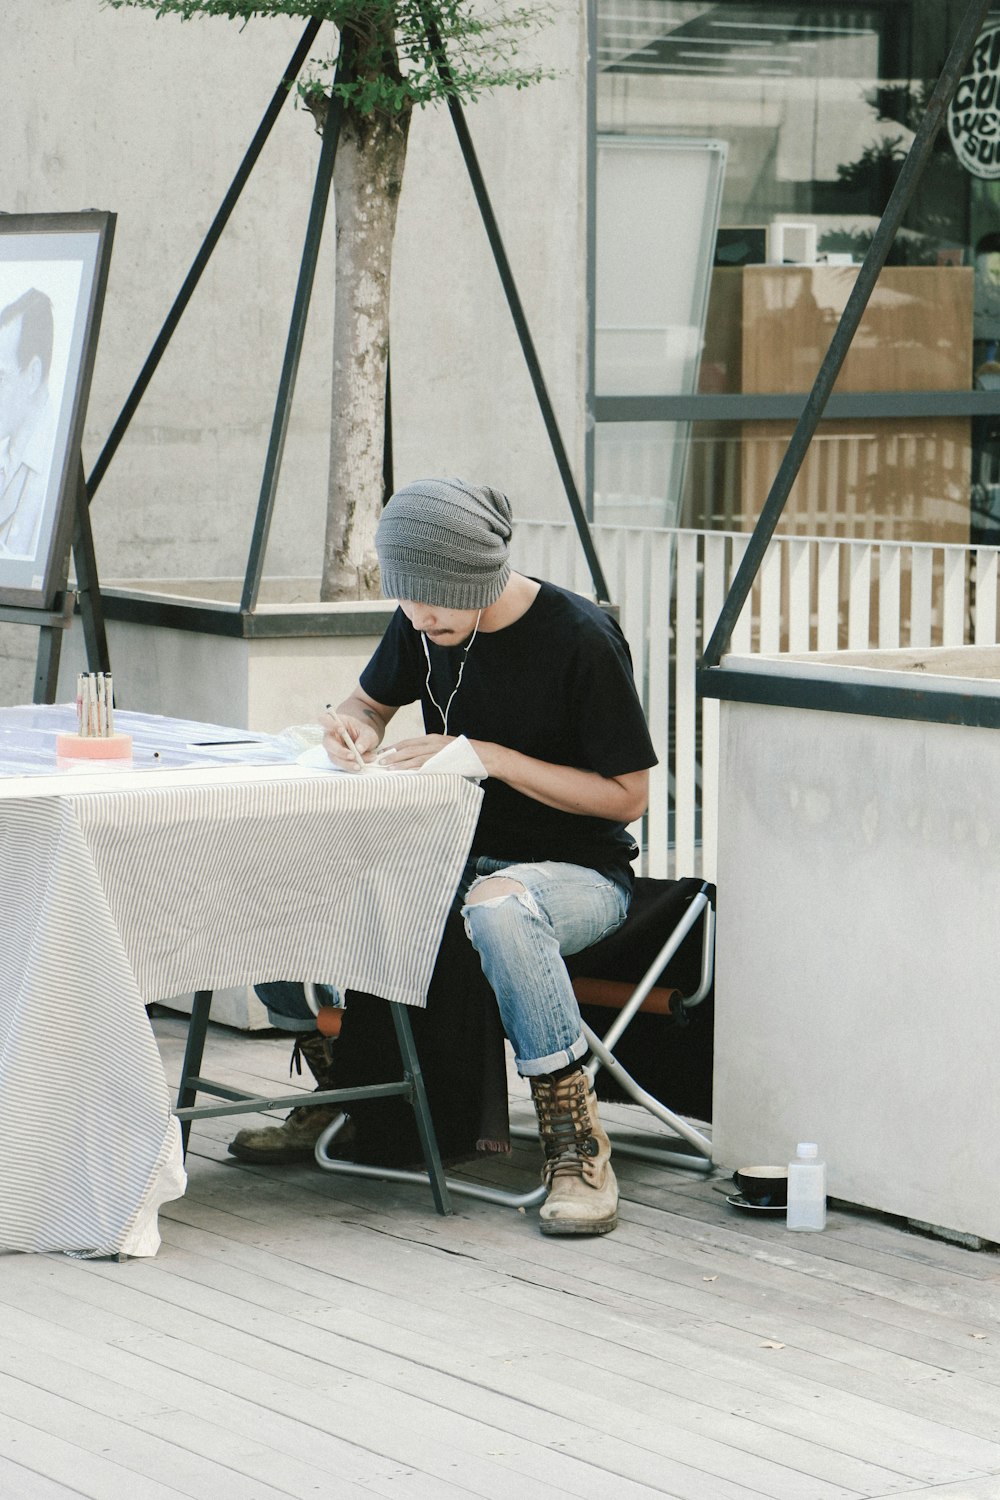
[786,1142,827,1231]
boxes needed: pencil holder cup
[56,731,133,764]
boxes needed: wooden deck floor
[2,1013,1000,1500]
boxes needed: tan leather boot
[530,1068,618,1235]
[228,1032,345,1165]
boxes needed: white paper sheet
[295,734,487,780]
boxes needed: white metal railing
[512,521,1000,882]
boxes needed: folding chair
[567,875,715,1171]
[313,875,715,1207]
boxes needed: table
[0,706,483,1257]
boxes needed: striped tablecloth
[0,711,482,1258]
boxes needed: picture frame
[0,211,115,610]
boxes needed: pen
[325,705,367,769]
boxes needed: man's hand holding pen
[319,707,378,771]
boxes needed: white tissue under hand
[419,735,488,779]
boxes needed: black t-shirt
[360,581,658,886]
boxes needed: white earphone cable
[421,610,482,735]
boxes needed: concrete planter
[710,644,1000,1246]
[55,579,420,734]
[56,581,422,1028]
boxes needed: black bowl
[733,1165,788,1208]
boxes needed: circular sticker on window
[949,22,1000,178]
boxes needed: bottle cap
[796,1142,818,1159]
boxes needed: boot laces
[534,1073,600,1184]
[290,1032,334,1084]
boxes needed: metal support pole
[71,460,111,674]
[384,350,394,501]
[584,0,598,525]
[389,1005,453,1215]
[241,32,356,614]
[700,0,995,671]
[30,459,109,702]
[32,617,69,705]
[421,8,611,603]
[86,20,323,502]
[176,990,214,1154]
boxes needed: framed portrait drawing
[0,211,115,610]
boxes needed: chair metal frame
[313,879,716,1208]
[173,989,456,1214]
[575,879,714,1168]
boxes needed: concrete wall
[713,656,1000,1244]
[0,0,587,703]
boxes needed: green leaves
[101,0,557,115]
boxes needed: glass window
[593,2,1000,543]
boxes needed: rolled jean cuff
[254,980,340,1032]
[263,1011,320,1033]
[515,1032,588,1078]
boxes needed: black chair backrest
[570,876,717,1120]
[566,876,714,997]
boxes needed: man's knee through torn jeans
[459,857,629,1077]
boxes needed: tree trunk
[320,98,411,601]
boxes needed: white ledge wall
[713,652,1000,1243]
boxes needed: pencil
[325,705,366,768]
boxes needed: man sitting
[230,478,656,1236]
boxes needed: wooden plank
[617,1188,1000,1329]
[877,543,902,649]
[57,1261,820,1500]
[70,1253,866,1500]
[645,529,672,878]
[0,1321,394,1495]
[973,549,999,644]
[786,538,811,655]
[673,531,699,875]
[177,1116,983,1374]
[0,1415,204,1500]
[0,1453,99,1500]
[172,1104,977,1362]
[909,546,934,646]
[941,545,967,647]
[700,533,727,883]
[847,543,872,651]
[12,1011,1000,1500]
[824,1218,1000,1281]
[56,1164,977,1494]
[873,1476,1000,1499]
[0,1259,688,1500]
[816,541,840,652]
[757,544,782,657]
[158,1158,1000,1476]
[727,535,752,655]
[0,1383,295,1500]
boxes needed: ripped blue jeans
[460,857,629,1077]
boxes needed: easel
[0,209,116,703]
[0,451,111,708]
[3,465,111,705]
[0,581,74,705]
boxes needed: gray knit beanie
[376,478,513,609]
